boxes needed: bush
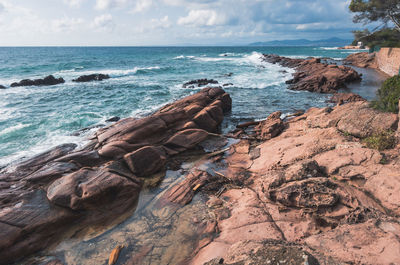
[362,130,396,151]
[371,75,400,113]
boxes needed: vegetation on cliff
[351,28,400,47]
[372,75,400,113]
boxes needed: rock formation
[72,74,110,82]
[328,92,366,104]
[344,52,377,69]
[188,101,400,265]
[10,75,65,87]
[0,87,231,265]
[183,79,219,88]
[263,54,362,93]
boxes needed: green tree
[349,0,400,32]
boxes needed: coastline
[1,52,399,265]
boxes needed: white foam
[320,47,339,50]
[0,123,29,137]
[0,132,89,168]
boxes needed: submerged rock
[0,85,5,89]
[10,75,65,87]
[72,74,110,82]
[183,79,219,88]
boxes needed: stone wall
[376,48,400,76]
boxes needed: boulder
[106,116,120,122]
[164,129,209,152]
[10,75,65,87]
[47,168,141,211]
[123,146,166,177]
[255,111,284,140]
[72,74,110,82]
[328,92,366,104]
[0,85,5,89]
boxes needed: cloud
[178,9,227,26]
[52,17,84,32]
[63,0,85,7]
[92,14,114,30]
[150,15,171,29]
[0,2,4,13]
[131,0,152,13]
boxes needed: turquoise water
[0,47,371,167]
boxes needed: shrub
[362,130,396,151]
[371,75,400,113]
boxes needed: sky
[0,0,362,46]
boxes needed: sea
[0,46,384,167]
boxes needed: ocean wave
[218,53,238,57]
[173,55,195,60]
[0,123,29,137]
[320,47,339,50]
[0,132,89,168]
[54,66,163,79]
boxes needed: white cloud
[52,17,84,32]
[178,9,227,26]
[63,0,85,7]
[131,0,152,13]
[95,0,130,10]
[150,15,171,29]
[92,14,114,30]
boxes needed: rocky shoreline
[1,54,399,265]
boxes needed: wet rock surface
[183,79,219,88]
[0,87,231,264]
[262,54,362,93]
[72,73,110,82]
[10,75,65,87]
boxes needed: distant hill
[248,37,351,47]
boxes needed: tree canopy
[349,0,400,32]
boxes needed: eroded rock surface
[263,54,361,93]
[189,100,400,265]
[0,87,231,265]
[344,52,377,69]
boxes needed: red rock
[263,54,362,93]
[123,146,166,177]
[164,129,209,152]
[343,52,377,69]
[47,168,141,211]
[255,111,284,140]
[329,92,366,104]
[0,87,232,264]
